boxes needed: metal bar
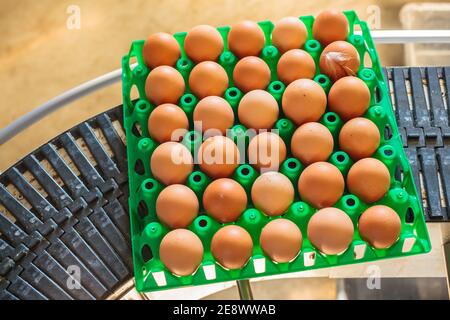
[237,280,253,300]
[0,66,130,145]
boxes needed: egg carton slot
[0,64,448,299]
[121,10,434,292]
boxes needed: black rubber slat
[19,263,74,300]
[436,147,450,218]
[78,123,122,179]
[418,148,444,219]
[0,185,43,233]
[96,114,127,171]
[4,168,58,221]
[59,226,119,290]
[410,68,442,144]
[7,276,47,300]
[22,155,74,209]
[73,216,128,280]
[45,238,108,298]
[32,250,94,300]
[40,143,90,197]
[59,133,106,188]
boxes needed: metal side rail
[0,66,449,300]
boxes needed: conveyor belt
[0,66,449,300]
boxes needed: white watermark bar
[1,29,450,145]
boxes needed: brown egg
[248,132,287,172]
[298,162,344,208]
[307,207,354,255]
[156,184,199,229]
[150,142,193,185]
[145,66,185,105]
[211,225,253,269]
[347,158,391,203]
[228,20,265,58]
[238,90,279,130]
[312,10,349,46]
[189,61,229,98]
[281,79,327,126]
[193,96,234,135]
[198,136,240,178]
[159,229,204,276]
[339,117,380,160]
[291,122,333,165]
[319,41,360,82]
[277,49,316,84]
[203,178,247,222]
[142,32,181,68]
[184,25,224,63]
[260,218,302,263]
[251,172,294,216]
[272,17,308,54]
[328,76,370,121]
[148,103,189,143]
[358,205,401,249]
[233,56,271,93]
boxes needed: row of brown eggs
[158,204,401,276]
[148,76,370,148]
[142,10,349,68]
[154,159,391,230]
[149,124,386,197]
[143,43,363,112]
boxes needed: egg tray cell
[122,10,431,292]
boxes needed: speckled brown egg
[184,25,224,63]
[159,229,204,276]
[251,171,294,216]
[142,32,181,68]
[228,20,265,58]
[281,79,327,126]
[307,207,354,255]
[193,96,234,136]
[233,56,271,93]
[203,178,247,223]
[277,49,316,84]
[298,162,344,208]
[312,10,349,46]
[189,61,229,98]
[358,205,401,249]
[319,41,360,82]
[211,225,253,269]
[347,158,391,203]
[150,142,193,185]
[291,122,333,165]
[198,136,240,178]
[148,103,189,143]
[272,17,308,54]
[248,132,287,172]
[339,117,380,160]
[156,184,199,229]
[260,218,302,263]
[145,66,185,105]
[328,76,370,121]
[238,90,279,130]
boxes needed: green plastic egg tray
[122,10,431,292]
